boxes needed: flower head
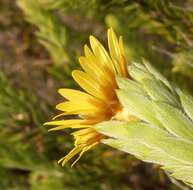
[45,28,134,166]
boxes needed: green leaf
[102,138,152,161]
[171,166,193,184]
[95,121,169,141]
[142,78,179,107]
[142,58,175,93]
[153,101,193,141]
[96,121,193,184]
[179,90,193,121]
[132,62,148,72]
[116,76,147,97]
[117,89,163,128]
[128,65,153,83]
[102,138,183,167]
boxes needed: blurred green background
[0,0,193,189]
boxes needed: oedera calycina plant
[45,28,193,187]
[96,60,193,187]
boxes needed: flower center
[113,107,139,122]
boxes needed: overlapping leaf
[95,61,193,187]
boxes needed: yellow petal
[58,88,94,102]
[58,146,83,166]
[71,142,99,167]
[52,112,75,120]
[72,70,107,101]
[72,127,94,136]
[89,35,115,74]
[44,119,84,126]
[119,37,128,77]
[79,56,111,88]
[58,88,109,112]
[119,55,129,78]
[48,124,89,131]
[78,52,118,101]
[71,124,92,128]
[119,36,126,59]
[79,56,111,86]
[48,125,69,131]
[79,56,100,79]
[84,45,116,87]
[84,45,107,76]
[72,69,117,104]
[74,132,98,145]
[107,28,122,75]
[56,101,98,112]
[52,111,96,120]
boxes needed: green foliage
[17,0,69,65]
[96,61,193,187]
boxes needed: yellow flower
[45,28,134,166]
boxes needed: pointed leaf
[153,101,193,141]
[117,89,163,128]
[116,76,147,97]
[142,59,175,93]
[96,121,193,165]
[179,90,193,121]
[142,78,179,107]
[128,65,153,83]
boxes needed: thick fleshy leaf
[171,167,193,182]
[103,138,184,168]
[142,58,175,93]
[116,76,147,97]
[128,64,153,83]
[102,138,152,161]
[117,89,163,128]
[142,78,179,107]
[153,101,193,141]
[96,121,193,168]
[133,62,148,71]
[179,90,193,121]
[95,121,169,141]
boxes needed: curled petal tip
[43,122,50,126]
